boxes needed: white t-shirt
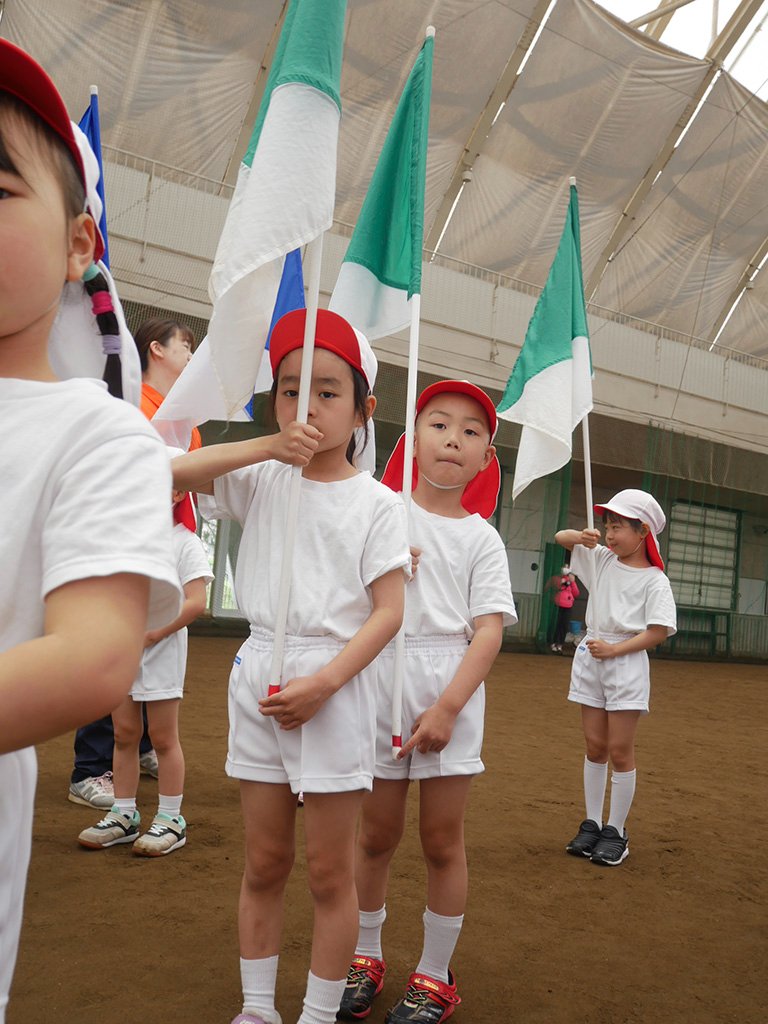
[200,461,410,640]
[131,524,213,699]
[0,376,183,1016]
[404,501,517,639]
[570,544,677,637]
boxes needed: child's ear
[480,444,496,470]
[640,522,650,538]
[66,213,96,282]
[357,393,377,427]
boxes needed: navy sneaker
[590,825,629,866]
[566,819,602,857]
[384,971,460,1023]
[337,956,386,1020]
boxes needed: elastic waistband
[382,633,468,654]
[248,625,345,651]
[585,630,636,642]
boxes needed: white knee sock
[607,769,636,833]
[113,798,136,817]
[583,758,608,827]
[297,971,346,1024]
[355,905,386,959]
[158,793,183,818]
[241,955,281,1024]
[414,908,463,984]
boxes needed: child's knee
[243,843,294,892]
[358,817,403,861]
[420,824,464,870]
[306,851,354,904]
[113,718,142,748]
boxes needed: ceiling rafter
[423,0,554,252]
[584,0,766,300]
[709,234,768,345]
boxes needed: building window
[666,502,739,610]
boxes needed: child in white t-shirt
[555,489,677,867]
[173,309,409,1024]
[339,380,516,1024]
[78,486,213,856]
[0,41,181,1021]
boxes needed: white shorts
[374,634,485,780]
[226,627,377,794]
[0,747,36,1020]
[568,632,650,712]
[130,630,187,702]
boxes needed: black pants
[71,710,153,784]
[553,606,571,646]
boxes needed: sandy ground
[9,639,767,1024]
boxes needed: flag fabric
[78,89,110,268]
[245,248,305,418]
[329,30,433,340]
[497,183,593,501]
[155,0,346,440]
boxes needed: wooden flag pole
[268,233,324,695]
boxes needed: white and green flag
[157,0,346,440]
[329,29,433,340]
[498,183,593,500]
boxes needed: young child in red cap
[338,380,516,1024]
[173,308,409,1024]
[0,40,182,1020]
[556,489,677,866]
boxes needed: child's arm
[172,421,323,495]
[586,624,668,661]
[397,612,503,759]
[0,574,149,754]
[555,527,601,550]
[144,577,208,646]
[258,567,405,730]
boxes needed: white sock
[583,758,608,828]
[607,769,636,833]
[297,971,346,1024]
[240,955,281,1024]
[355,905,386,959]
[158,794,183,818]
[113,798,136,817]
[414,908,463,984]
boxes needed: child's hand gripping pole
[268,234,324,697]
[391,294,422,758]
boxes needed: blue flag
[244,248,305,419]
[78,90,110,268]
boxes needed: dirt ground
[9,638,767,1024]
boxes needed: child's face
[0,115,94,350]
[604,514,648,560]
[274,347,370,456]
[414,393,494,490]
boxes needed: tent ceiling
[3,0,767,357]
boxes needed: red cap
[269,308,377,390]
[382,380,501,519]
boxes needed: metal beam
[629,0,698,30]
[424,0,553,251]
[708,235,768,345]
[221,2,289,189]
[585,0,765,300]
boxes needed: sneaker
[68,771,114,809]
[230,1016,269,1024]
[133,813,186,856]
[385,971,460,1024]
[590,824,629,866]
[565,819,602,858]
[337,956,387,1020]
[78,808,140,849]
[139,749,159,778]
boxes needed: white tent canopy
[3,0,767,355]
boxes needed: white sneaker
[133,814,186,857]
[68,771,115,809]
[139,749,159,778]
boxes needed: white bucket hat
[594,489,666,570]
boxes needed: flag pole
[391,290,422,756]
[268,233,324,695]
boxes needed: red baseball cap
[382,380,501,519]
[269,308,377,391]
[0,39,104,260]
